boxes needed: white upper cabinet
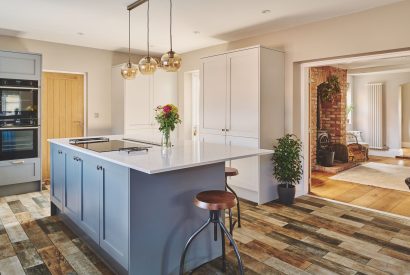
[227,48,259,138]
[124,75,153,129]
[199,45,285,204]
[200,54,227,135]
[111,64,178,141]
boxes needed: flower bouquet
[154,104,182,148]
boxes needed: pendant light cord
[147,0,150,57]
[128,10,131,62]
[170,0,173,51]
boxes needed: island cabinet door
[50,145,65,208]
[99,161,129,268]
[64,151,83,222]
[80,155,102,244]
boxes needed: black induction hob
[71,139,151,153]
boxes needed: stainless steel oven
[0,127,38,161]
[0,78,39,127]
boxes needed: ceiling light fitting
[121,0,181,79]
[121,10,138,80]
[160,0,182,72]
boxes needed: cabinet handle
[222,129,225,132]
[58,150,62,154]
[225,129,229,132]
[73,156,78,161]
[97,165,103,170]
[11,160,25,165]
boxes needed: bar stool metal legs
[225,183,241,228]
[179,210,244,275]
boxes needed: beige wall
[0,35,141,135]
[402,83,410,145]
[178,0,410,141]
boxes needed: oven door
[0,87,39,126]
[0,127,38,161]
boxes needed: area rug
[330,162,410,192]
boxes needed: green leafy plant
[272,134,303,188]
[317,74,341,102]
[346,104,354,117]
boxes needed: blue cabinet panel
[80,155,102,243]
[50,145,65,208]
[65,151,83,221]
[100,160,129,268]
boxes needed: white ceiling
[0,0,403,54]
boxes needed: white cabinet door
[226,136,259,192]
[200,55,227,136]
[227,48,259,138]
[124,75,153,130]
[153,70,177,108]
[199,133,226,144]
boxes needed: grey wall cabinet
[50,144,129,269]
[0,51,42,80]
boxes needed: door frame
[299,49,410,196]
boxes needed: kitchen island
[48,136,273,275]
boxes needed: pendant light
[138,0,157,75]
[121,10,138,79]
[160,0,182,72]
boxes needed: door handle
[11,160,25,165]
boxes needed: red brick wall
[310,66,347,168]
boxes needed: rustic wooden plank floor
[1,188,409,274]
[311,156,410,217]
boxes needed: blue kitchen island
[48,136,272,275]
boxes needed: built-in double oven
[0,78,39,161]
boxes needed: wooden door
[227,48,259,138]
[200,55,227,135]
[42,72,84,182]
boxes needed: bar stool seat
[180,190,244,275]
[225,167,239,177]
[194,190,237,210]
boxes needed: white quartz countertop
[48,136,273,174]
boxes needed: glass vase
[161,129,171,148]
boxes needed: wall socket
[94,112,99,118]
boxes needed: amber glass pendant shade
[121,62,138,79]
[138,56,157,75]
[160,50,181,72]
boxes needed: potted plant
[154,104,182,148]
[272,134,303,205]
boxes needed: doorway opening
[41,72,86,183]
[183,70,200,141]
[301,52,410,217]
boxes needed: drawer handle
[97,165,103,170]
[11,160,25,165]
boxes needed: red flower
[163,105,172,113]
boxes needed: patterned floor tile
[0,256,25,275]
[7,200,28,214]
[1,189,410,274]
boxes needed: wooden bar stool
[179,190,244,275]
[225,167,241,230]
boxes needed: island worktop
[48,135,273,174]
[48,136,273,275]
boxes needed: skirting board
[402,142,410,148]
[369,148,402,158]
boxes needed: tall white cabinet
[111,64,178,143]
[200,45,284,204]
